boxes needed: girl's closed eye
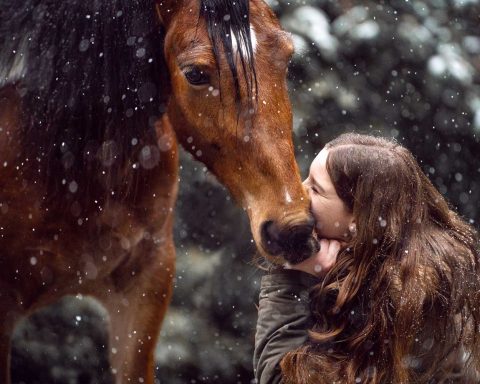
[311,183,325,195]
[306,179,319,194]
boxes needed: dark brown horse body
[0,0,315,382]
[1,85,181,384]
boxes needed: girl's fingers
[317,239,339,259]
[328,240,341,256]
[313,240,341,273]
[318,239,330,256]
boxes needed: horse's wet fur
[0,1,314,382]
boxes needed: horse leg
[0,329,12,384]
[0,294,21,384]
[98,239,175,384]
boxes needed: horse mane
[0,0,256,201]
[0,0,168,201]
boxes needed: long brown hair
[281,133,480,383]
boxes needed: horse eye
[183,66,210,86]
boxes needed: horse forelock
[200,0,258,105]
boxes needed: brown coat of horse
[0,0,315,382]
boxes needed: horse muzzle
[260,216,319,264]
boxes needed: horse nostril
[261,217,316,261]
[261,220,283,256]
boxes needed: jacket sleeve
[253,269,320,384]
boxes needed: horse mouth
[261,219,319,264]
[282,236,319,264]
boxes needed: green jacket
[253,269,320,384]
[253,270,479,384]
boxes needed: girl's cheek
[310,204,319,220]
[312,199,323,216]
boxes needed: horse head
[157,0,317,264]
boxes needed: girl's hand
[285,239,341,278]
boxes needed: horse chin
[260,235,319,266]
[261,253,286,267]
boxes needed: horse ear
[156,0,182,27]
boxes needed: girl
[254,133,480,383]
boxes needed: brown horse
[0,0,315,382]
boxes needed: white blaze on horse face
[285,190,292,204]
[231,24,258,55]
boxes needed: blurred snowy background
[11,0,480,383]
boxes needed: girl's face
[303,148,354,240]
